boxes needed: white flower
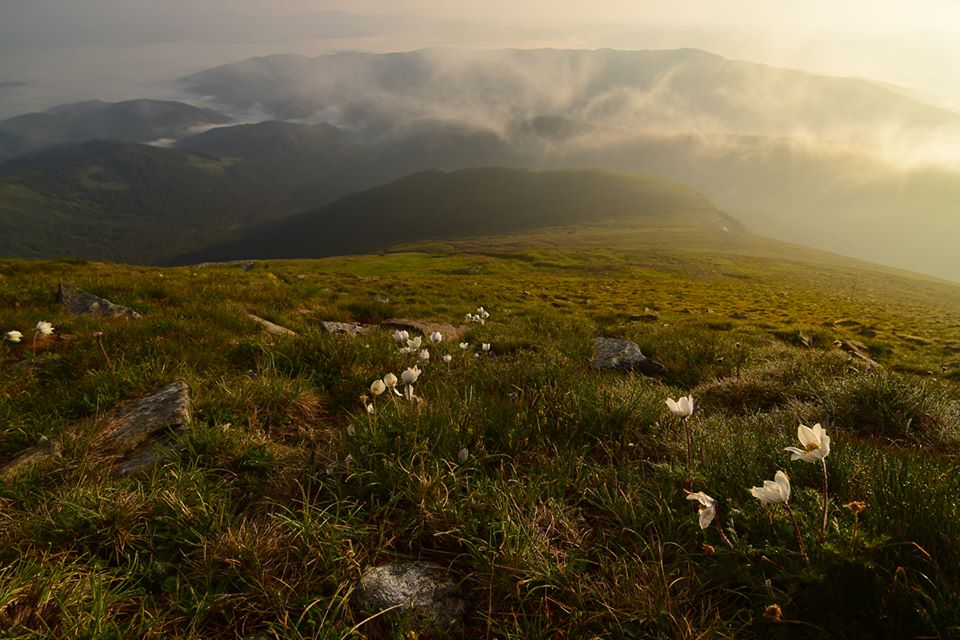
[481,343,491,352]
[665,395,695,418]
[406,336,422,350]
[393,330,409,342]
[419,349,430,361]
[686,491,717,529]
[459,342,469,350]
[750,470,791,505]
[3,331,22,343]
[365,403,375,414]
[346,424,356,436]
[370,379,386,396]
[442,354,453,363]
[458,447,470,464]
[35,321,54,336]
[784,423,831,463]
[477,306,489,319]
[430,331,443,343]
[401,366,421,385]
[383,372,398,389]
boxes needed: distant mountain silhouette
[172,167,742,263]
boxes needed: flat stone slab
[248,313,297,336]
[320,321,369,336]
[100,381,191,477]
[1,381,190,480]
[357,561,465,630]
[381,319,469,341]
[593,337,666,375]
[58,282,141,319]
[833,339,878,368]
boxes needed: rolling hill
[172,167,743,263]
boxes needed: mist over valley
[1,47,958,280]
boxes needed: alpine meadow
[1,2,960,638]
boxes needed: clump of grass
[816,369,958,444]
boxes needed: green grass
[0,239,959,638]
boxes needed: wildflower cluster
[668,388,838,566]
[465,306,489,324]
[4,321,55,347]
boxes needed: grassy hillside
[1,229,959,637]
[176,167,741,263]
[0,141,292,264]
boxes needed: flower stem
[683,417,693,470]
[715,514,734,548]
[783,503,810,565]
[95,331,116,385]
[820,458,829,540]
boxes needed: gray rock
[0,436,63,481]
[593,337,665,375]
[101,381,191,477]
[833,339,879,368]
[58,282,141,319]
[357,561,465,630]
[248,313,297,336]
[1,381,190,480]
[320,321,369,336]
[382,319,469,341]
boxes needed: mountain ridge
[170,166,744,264]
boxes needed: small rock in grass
[592,337,665,376]
[357,561,466,631]
[58,282,141,319]
[101,381,191,477]
[320,321,368,336]
[248,313,297,336]
[1,381,190,480]
[833,339,879,368]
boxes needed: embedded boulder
[593,337,665,375]
[58,282,141,319]
[357,561,465,631]
[1,381,190,480]
[320,321,369,336]
[100,380,191,477]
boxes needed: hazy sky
[1,0,959,117]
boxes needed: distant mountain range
[0,48,958,280]
[180,48,960,146]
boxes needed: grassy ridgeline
[0,243,959,638]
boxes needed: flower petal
[774,470,791,503]
[797,424,816,447]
